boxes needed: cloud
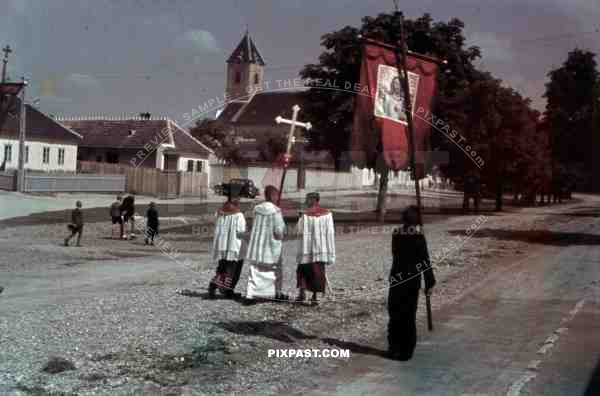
[176,29,220,53]
[65,73,99,88]
[467,31,514,63]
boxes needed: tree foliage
[300,13,483,171]
[301,11,552,208]
[544,48,600,191]
[190,119,240,162]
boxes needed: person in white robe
[296,192,335,305]
[244,185,287,303]
[209,196,246,299]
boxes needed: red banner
[351,40,439,176]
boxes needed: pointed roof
[227,32,265,65]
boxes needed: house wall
[77,147,157,169]
[0,138,77,171]
[177,156,209,172]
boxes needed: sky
[2,0,599,126]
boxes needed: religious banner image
[351,39,440,172]
[374,64,419,125]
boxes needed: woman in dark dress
[387,206,436,361]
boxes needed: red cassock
[351,40,440,177]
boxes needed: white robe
[245,201,285,299]
[212,211,246,262]
[297,212,336,265]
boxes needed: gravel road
[0,191,583,395]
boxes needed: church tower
[226,31,265,101]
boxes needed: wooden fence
[24,174,126,193]
[79,161,208,197]
[0,171,16,191]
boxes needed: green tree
[544,49,600,191]
[189,119,241,163]
[300,12,485,216]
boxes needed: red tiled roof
[63,119,212,158]
[222,91,307,126]
[0,97,82,144]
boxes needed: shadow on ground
[215,321,388,358]
[448,228,600,246]
[215,321,318,343]
[321,338,386,358]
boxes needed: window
[234,71,241,84]
[24,146,29,164]
[42,147,50,164]
[196,161,203,172]
[58,148,65,165]
[254,73,259,84]
[4,144,12,163]
[187,160,194,172]
[106,151,119,163]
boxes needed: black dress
[145,207,159,242]
[388,225,436,360]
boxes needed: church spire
[227,31,265,66]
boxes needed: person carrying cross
[244,185,288,304]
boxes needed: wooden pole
[17,77,27,192]
[394,10,424,226]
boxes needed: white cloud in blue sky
[176,30,220,53]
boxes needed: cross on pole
[274,104,312,203]
[2,45,12,83]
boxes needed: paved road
[303,202,600,396]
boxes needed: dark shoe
[228,292,242,300]
[386,350,412,361]
[207,284,217,299]
[243,298,256,306]
[223,291,238,299]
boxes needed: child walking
[64,201,84,247]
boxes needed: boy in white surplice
[209,195,246,299]
[296,192,335,305]
[244,185,287,303]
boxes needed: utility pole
[17,76,27,192]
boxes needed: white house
[60,115,214,184]
[0,98,82,172]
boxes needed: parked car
[213,178,260,199]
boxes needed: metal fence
[23,174,126,193]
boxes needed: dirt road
[296,199,600,396]
[1,192,595,395]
